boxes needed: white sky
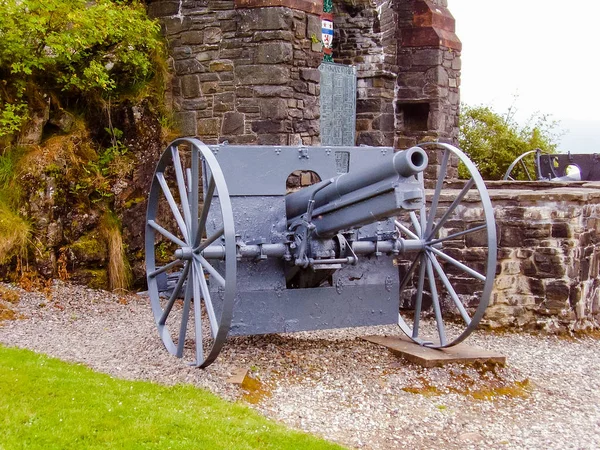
[449,0,600,152]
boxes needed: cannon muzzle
[286,147,428,236]
[392,145,429,177]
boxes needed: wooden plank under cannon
[227,368,249,385]
[361,335,506,368]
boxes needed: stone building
[147,0,461,148]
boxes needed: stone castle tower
[147,0,461,148]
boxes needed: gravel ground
[1,280,600,449]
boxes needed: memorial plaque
[319,63,357,147]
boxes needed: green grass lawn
[0,345,345,450]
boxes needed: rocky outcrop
[13,100,163,288]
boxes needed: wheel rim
[396,142,497,348]
[145,138,236,367]
[503,149,542,181]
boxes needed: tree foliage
[458,104,561,180]
[0,0,163,137]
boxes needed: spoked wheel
[395,142,497,348]
[503,149,542,181]
[145,138,236,367]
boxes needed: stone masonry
[148,0,323,146]
[484,183,600,332]
[147,0,461,148]
[334,0,461,149]
[428,181,600,333]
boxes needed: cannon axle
[197,236,429,262]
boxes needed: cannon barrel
[286,147,428,236]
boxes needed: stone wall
[324,0,461,149]
[484,183,600,332]
[333,0,397,147]
[148,0,323,146]
[148,0,461,148]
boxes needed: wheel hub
[175,247,194,260]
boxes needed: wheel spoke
[195,227,224,253]
[395,220,419,240]
[192,264,204,366]
[191,147,199,243]
[171,147,193,239]
[425,149,449,235]
[186,168,193,193]
[194,259,219,339]
[159,262,190,326]
[418,172,427,233]
[412,253,427,338]
[428,253,471,325]
[198,254,226,287]
[156,172,189,241]
[148,220,187,248]
[426,256,447,346]
[195,177,216,248]
[428,246,486,282]
[148,258,183,279]
[409,212,422,237]
[177,279,193,357]
[398,255,421,293]
[520,159,532,181]
[427,178,475,240]
[428,224,487,246]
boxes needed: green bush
[459,104,560,180]
[0,103,29,138]
[0,0,163,137]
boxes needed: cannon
[145,138,497,367]
[503,149,597,181]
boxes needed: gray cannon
[145,138,497,367]
[503,149,597,182]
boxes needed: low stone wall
[484,182,600,332]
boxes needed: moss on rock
[69,268,109,290]
[66,232,108,266]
